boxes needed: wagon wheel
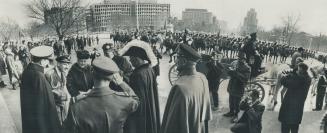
[245,82,266,102]
[168,64,179,85]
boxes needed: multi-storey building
[88,0,170,32]
[241,8,258,35]
[182,8,213,26]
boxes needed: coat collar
[72,63,91,72]
[87,87,115,97]
[134,63,150,72]
[28,63,45,73]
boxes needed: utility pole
[136,0,139,30]
[318,33,322,50]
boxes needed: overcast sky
[0,0,326,35]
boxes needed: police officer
[21,46,61,133]
[63,56,139,133]
[161,44,212,133]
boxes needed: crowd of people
[0,29,324,133]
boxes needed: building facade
[241,8,258,35]
[88,0,170,32]
[182,8,213,26]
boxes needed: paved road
[0,39,325,133]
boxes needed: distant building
[182,8,213,26]
[241,8,258,35]
[88,0,170,32]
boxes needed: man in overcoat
[20,46,61,133]
[224,52,251,117]
[160,44,212,133]
[121,40,161,133]
[63,56,139,133]
[279,62,311,133]
[45,55,71,124]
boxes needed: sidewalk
[208,109,325,133]
[0,90,18,133]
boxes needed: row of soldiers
[160,32,316,64]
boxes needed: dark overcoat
[66,63,94,97]
[160,72,212,133]
[227,60,251,97]
[20,63,61,133]
[124,64,160,133]
[63,84,139,133]
[278,72,311,124]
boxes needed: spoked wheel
[245,82,265,102]
[168,64,179,85]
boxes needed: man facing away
[20,46,61,133]
[160,44,212,133]
[63,56,139,133]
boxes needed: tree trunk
[56,28,64,41]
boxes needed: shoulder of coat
[113,91,130,97]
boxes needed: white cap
[30,46,54,58]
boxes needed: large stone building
[241,8,258,35]
[87,0,170,32]
[182,9,213,26]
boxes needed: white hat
[30,46,54,58]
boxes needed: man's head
[30,46,54,68]
[56,55,71,73]
[296,62,308,76]
[250,89,260,101]
[92,56,120,82]
[122,45,151,68]
[102,43,115,58]
[298,47,304,52]
[76,50,90,68]
[176,44,201,72]
[238,51,246,60]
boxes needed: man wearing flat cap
[66,50,94,97]
[63,56,139,133]
[20,46,61,133]
[45,55,71,125]
[161,44,212,133]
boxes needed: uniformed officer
[161,44,212,133]
[21,46,61,133]
[63,56,139,133]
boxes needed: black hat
[76,50,90,59]
[102,43,113,51]
[178,44,201,61]
[92,56,120,76]
[123,46,149,61]
[298,47,304,51]
[56,55,71,63]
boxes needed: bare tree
[0,18,21,41]
[25,0,87,40]
[281,14,301,45]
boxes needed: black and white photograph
[0,0,327,133]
